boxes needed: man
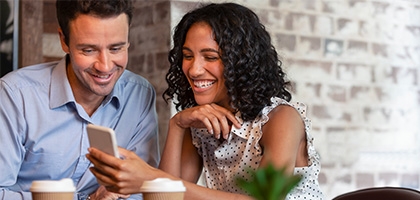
[0,0,159,199]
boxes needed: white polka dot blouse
[191,97,324,199]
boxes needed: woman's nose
[188,59,205,77]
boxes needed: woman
[87,3,324,200]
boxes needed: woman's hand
[173,103,241,139]
[86,147,160,195]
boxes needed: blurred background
[1,0,419,199]
[0,0,14,77]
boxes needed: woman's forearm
[159,117,187,176]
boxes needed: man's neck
[66,63,104,116]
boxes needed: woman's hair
[56,0,133,46]
[163,3,291,121]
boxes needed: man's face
[59,14,130,98]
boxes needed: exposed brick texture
[222,0,420,198]
[41,0,420,199]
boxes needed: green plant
[236,163,301,200]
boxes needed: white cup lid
[30,178,76,192]
[140,178,186,192]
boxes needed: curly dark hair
[163,3,291,121]
[56,0,133,46]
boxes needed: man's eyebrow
[76,43,96,48]
[76,42,127,48]
[109,42,127,47]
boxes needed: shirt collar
[229,111,249,141]
[103,85,121,109]
[49,56,121,109]
[50,57,75,109]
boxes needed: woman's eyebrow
[182,46,192,52]
[182,47,219,53]
[200,48,219,53]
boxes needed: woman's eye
[205,56,218,61]
[183,54,193,60]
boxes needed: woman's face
[182,22,230,108]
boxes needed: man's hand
[87,147,160,195]
[88,185,130,200]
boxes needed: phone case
[87,124,119,158]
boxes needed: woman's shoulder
[260,97,308,124]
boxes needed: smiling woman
[181,22,228,108]
[85,2,325,200]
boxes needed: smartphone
[87,124,120,158]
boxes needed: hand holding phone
[87,124,120,158]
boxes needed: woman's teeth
[194,81,215,88]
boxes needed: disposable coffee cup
[140,178,186,200]
[30,178,76,200]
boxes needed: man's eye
[110,47,122,53]
[83,49,95,54]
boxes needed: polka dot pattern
[191,97,324,199]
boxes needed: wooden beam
[19,0,43,68]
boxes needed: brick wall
[129,0,173,153]
[42,0,420,199]
[230,0,420,198]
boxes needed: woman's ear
[58,28,69,54]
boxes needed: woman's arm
[87,147,254,200]
[160,104,241,181]
[159,116,203,182]
[259,105,308,174]
[86,103,249,199]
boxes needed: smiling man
[0,0,159,200]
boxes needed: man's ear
[58,28,69,54]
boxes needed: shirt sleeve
[0,189,31,200]
[0,80,28,199]
[126,86,160,168]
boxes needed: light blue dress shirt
[0,56,160,200]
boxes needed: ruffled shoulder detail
[260,98,323,199]
[260,97,319,163]
[260,97,308,125]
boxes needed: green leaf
[235,163,301,200]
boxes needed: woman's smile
[193,80,216,89]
